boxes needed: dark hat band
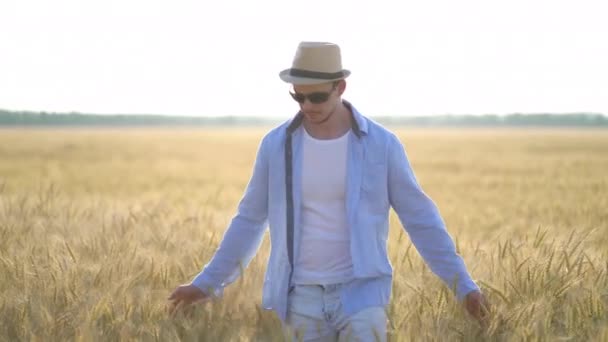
[289,68,345,79]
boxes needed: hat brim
[279,69,351,85]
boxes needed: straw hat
[279,42,351,85]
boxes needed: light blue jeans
[284,283,388,342]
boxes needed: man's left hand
[464,290,490,325]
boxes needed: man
[169,42,488,341]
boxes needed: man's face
[291,81,343,125]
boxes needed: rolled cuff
[455,276,480,301]
[191,272,224,298]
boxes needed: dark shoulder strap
[285,132,295,281]
[284,112,302,278]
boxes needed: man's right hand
[167,283,210,316]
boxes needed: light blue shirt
[192,101,479,321]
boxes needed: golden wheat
[0,127,606,341]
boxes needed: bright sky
[1,0,607,117]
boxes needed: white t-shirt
[293,128,354,285]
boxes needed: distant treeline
[1,109,607,127]
[0,110,275,126]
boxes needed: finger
[168,288,182,300]
[173,300,193,318]
[168,299,182,316]
[184,304,195,319]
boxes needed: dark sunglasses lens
[290,91,331,104]
[290,92,306,103]
[307,92,330,104]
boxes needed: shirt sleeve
[191,137,270,296]
[387,134,479,300]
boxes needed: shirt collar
[286,100,368,138]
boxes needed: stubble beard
[309,101,340,126]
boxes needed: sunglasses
[289,85,337,104]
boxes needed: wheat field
[0,127,607,341]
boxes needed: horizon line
[1,108,606,118]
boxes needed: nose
[300,99,317,112]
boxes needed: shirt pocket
[361,162,389,214]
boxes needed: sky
[1,0,607,117]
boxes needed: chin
[305,112,329,124]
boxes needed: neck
[303,101,352,140]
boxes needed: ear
[337,80,347,96]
